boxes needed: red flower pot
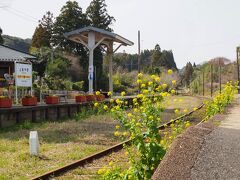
[86,95,96,102]
[0,98,12,108]
[96,94,105,101]
[75,95,87,103]
[22,97,37,106]
[45,96,59,104]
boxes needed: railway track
[31,100,205,180]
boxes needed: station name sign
[15,63,32,87]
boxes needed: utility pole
[138,30,141,94]
[138,30,141,73]
[237,46,240,93]
[202,70,205,96]
[219,59,221,94]
[211,64,213,97]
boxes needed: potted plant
[86,94,96,102]
[45,95,59,104]
[95,91,105,101]
[75,94,87,103]
[22,95,37,106]
[0,96,12,108]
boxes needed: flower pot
[45,96,59,104]
[75,95,87,103]
[96,94,105,101]
[22,97,37,106]
[86,95,96,102]
[0,98,12,108]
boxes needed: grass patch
[0,95,203,179]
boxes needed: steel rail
[32,103,205,179]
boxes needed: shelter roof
[0,44,37,62]
[64,26,134,46]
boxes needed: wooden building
[0,44,37,87]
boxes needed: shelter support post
[108,42,113,93]
[88,32,95,93]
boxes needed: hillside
[2,35,31,53]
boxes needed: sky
[1,0,240,68]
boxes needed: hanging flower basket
[86,94,96,102]
[0,96,12,108]
[96,94,105,101]
[45,96,59,104]
[75,95,87,103]
[22,96,37,106]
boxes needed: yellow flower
[107,91,112,96]
[114,131,120,136]
[127,113,133,118]
[110,98,114,103]
[185,121,191,128]
[94,102,99,107]
[148,81,153,86]
[137,79,142,84]
[125,151,129,156]
[160,140,165,146]
[155,77,160,82]
[183,109,188,113]
[168,69,173,75]
[151,75,156,79]
[141,84,146,88]
[148,115,154,120]
[109,161,113,166]
[136,122,141,127]
[97,168,105,175]
[123,132,128,136]
[143,89,149,94]
[138,73,143,78]
[121,91,126,96]
[174,109,179,114]
[95,91,100,95]
[172,80,177,85]
[171,89,176,94]
[162,83,167,89]
[134,108,138,112]
[103,105,108,111]
[193,107,198,111]
[116,99,121,104]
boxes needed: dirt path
[190,95,240,179]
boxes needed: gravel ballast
[152,96,240,180]
[152,122,215,180]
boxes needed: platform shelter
[64,26,134,93]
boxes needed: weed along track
[31,102,205,179]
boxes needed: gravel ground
[151,122,215,180]
[152,95,240,180]
[190,96,240,180]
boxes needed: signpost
[14,62,33,103]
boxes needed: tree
[0,27,4,44]
[31,25,49,48]
[86,0,115,90]
[183,62,194,86]
[86,0,115,31]
[152,44,162,68]
[52,1,88,56]
[31,11,54,48]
